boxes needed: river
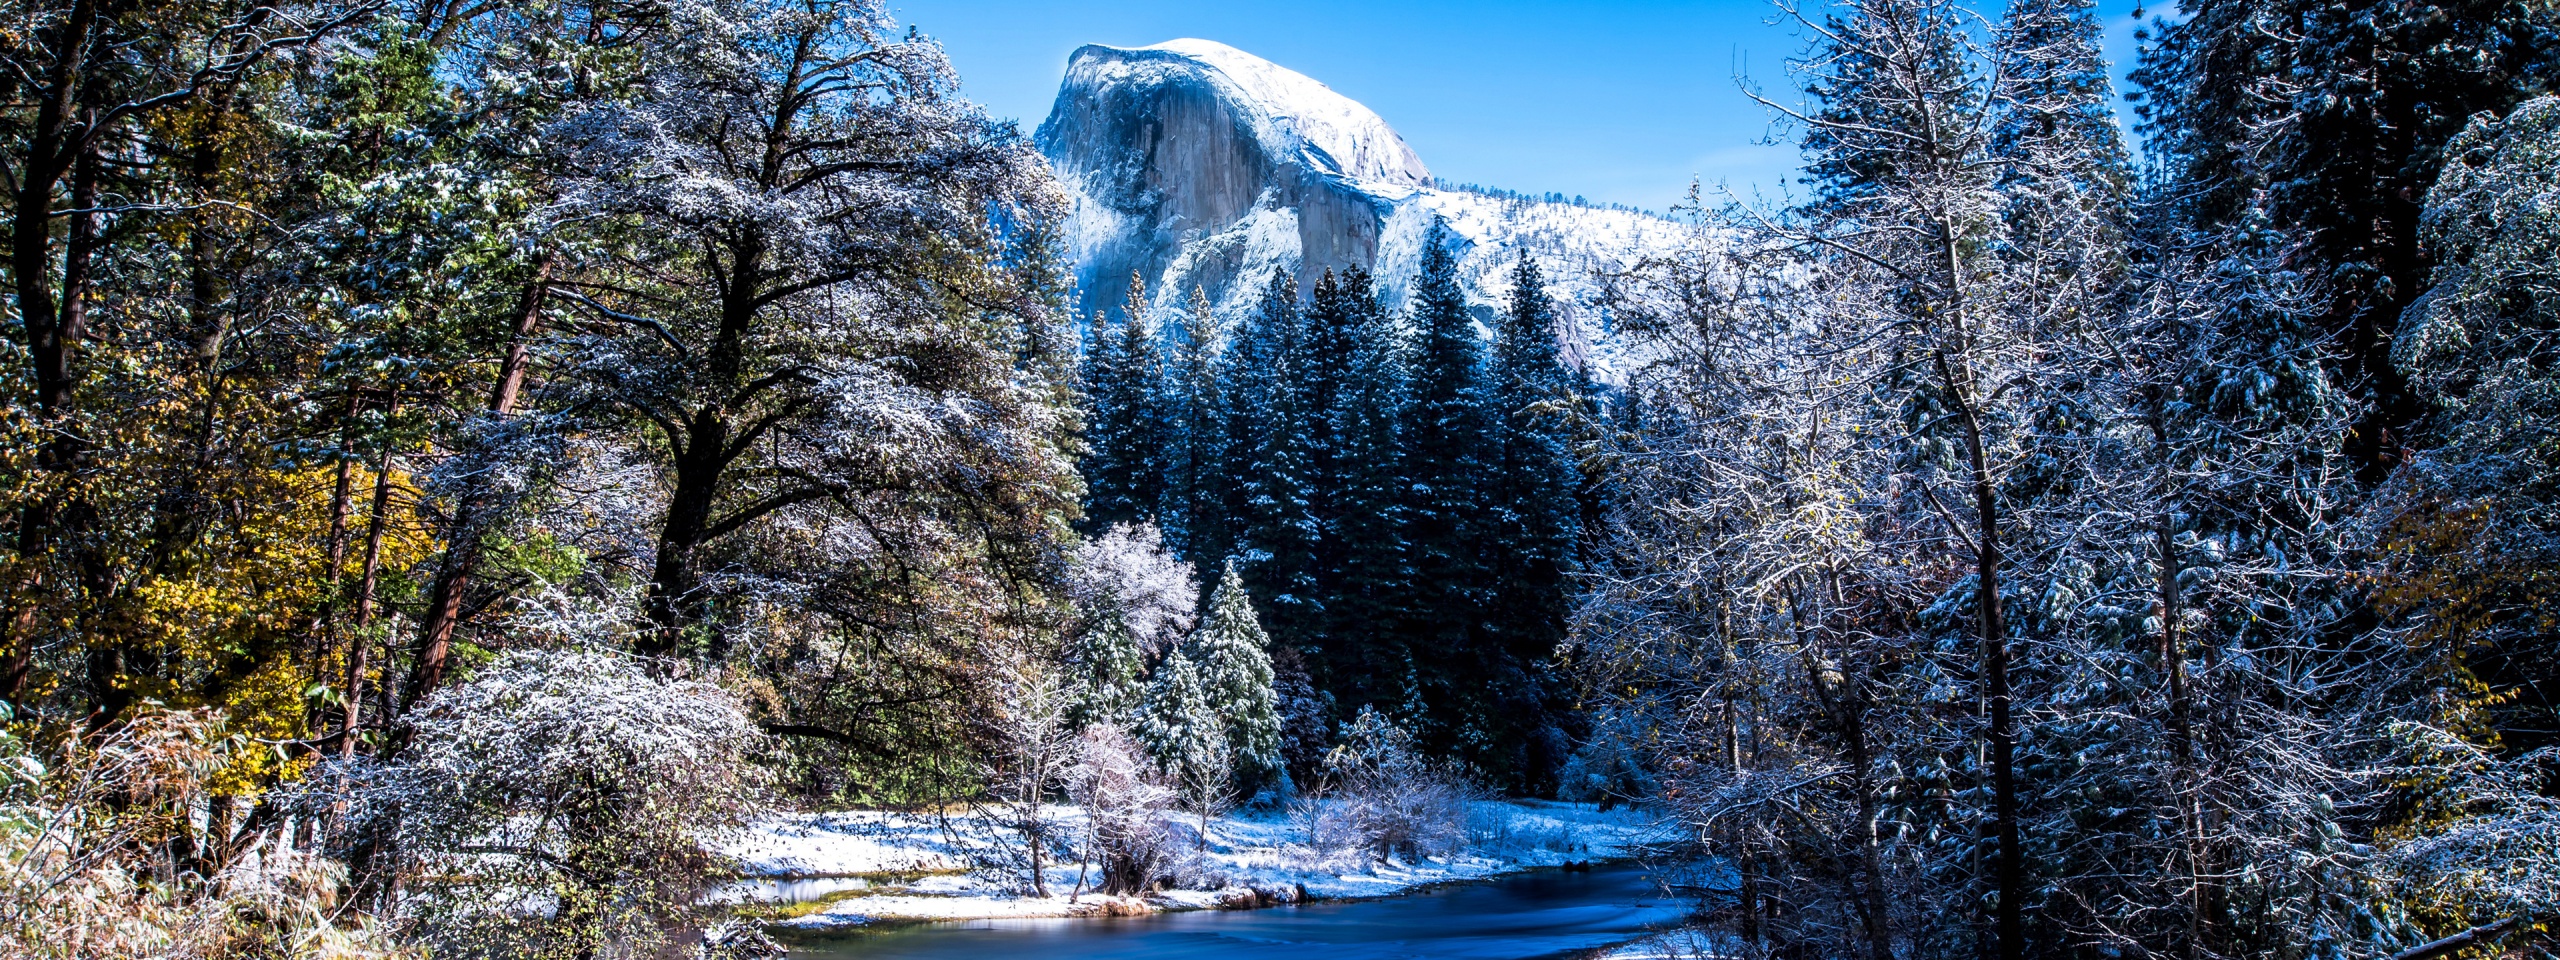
[777,861,1690,959]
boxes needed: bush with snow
[1304,707,1479,865]
[977,652,1079,897]
[376,649,768,958]
[1066,725,1178,895]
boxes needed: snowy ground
[720,799,1676,928]
[1600,929,1730,959]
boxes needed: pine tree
[1081,274,1166,532]
[1161,286,1232,566]
[1991,0,2130,239]
[2132,0,2559,474]
[1188,562,1282,792]
[1477,255,1583,787]
[1485,257,1582,602]
[1078,310,1128,522]
[1138,644,1231,824]
[1065,610,1147,730]
[1301,270,1363,599]
[1320,268,1412,705]
[1224,271,1320,653]
[1396,226,1493,751]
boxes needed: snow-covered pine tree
[1161,286,1232,566]
[1065,610,1146,730]
[1269,644,1338,788]
[1223,271,1321,654]
[2394,95,2560,721]
[1082,274,1166,532]
[2131,0,2558,474]
[1395,225,1492,755]
[1300,269,1364,654]
[1137,644,1232,830]
[1188,562,1282,794]
[1319,268,1412,707]
[1079,307,1129,517]
[1477,255,1582,787]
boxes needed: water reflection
[780,861,1689,960]
[709,876,872,905]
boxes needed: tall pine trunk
[409,259,551,704]
[342,397,402,756]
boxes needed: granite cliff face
[1036,39,1684,378]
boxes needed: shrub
[1309,707,1477,864]
[0,705,404,959]
[1067,725,1178,895]
[353,649,767,959]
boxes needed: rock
[1248,883,1302,906]
[1036,39,1688,383]
[1215,887,1262,909]
[699,920,788,959]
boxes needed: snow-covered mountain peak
[1038,39,1693,382]
[1062,39,1431,189]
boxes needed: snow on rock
[729,800,1673,927]
[1036,38,1696,383]
[1099,39,1431,189]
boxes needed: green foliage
[1137,645,1229,816]
[1189,562,1281,789]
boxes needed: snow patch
[727,800,1674,926]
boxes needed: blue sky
[889,0,2151,213]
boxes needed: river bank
[721,799,1673,929]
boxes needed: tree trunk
[316,393,359,646]
[342,401,401,756]
[1932,208,2021,960]
[1797,613,1894,960]
[1954,385,2021,960]
[141,92,237,585]
[408,260,550,705]
[641,441,721,660]
[1727,694,1764,951]
[5,0,104,712]
[1028,803,1050,898]
[642,232,762,663]
[2151,408,2211,959]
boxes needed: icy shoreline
[721,799,1674,928]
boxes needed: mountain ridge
[1036,38,1689,380]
